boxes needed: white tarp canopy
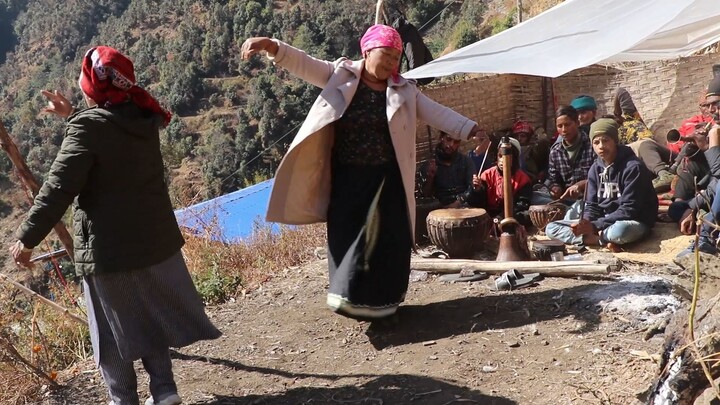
[404,0,720,79]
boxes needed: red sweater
[480,167,532,212]
[671,114,714,154]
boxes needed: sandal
[421,250,449,259]
[438,272,488,283]
[493,269,542,291]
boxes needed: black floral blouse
[332,81,396,165]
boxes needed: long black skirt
[326,161,412,319]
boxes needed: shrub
[182,221,327,304]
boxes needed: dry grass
[181,222,327,304]
[0,369,37,404]
[0,281,89,404]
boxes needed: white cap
[500,137,522,153]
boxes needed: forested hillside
[0,0,565,208]
[0,0,520,205]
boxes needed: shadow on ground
[366,281,671,349]
[193,373,516,404]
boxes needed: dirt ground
[40,247,705,405]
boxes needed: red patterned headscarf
[512,120,534,135]
[360,24,403,55]
[79,46,171,127]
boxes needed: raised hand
[468,124,487,142]
[472,174,481,190]
[41,90,74,118]
[240,37,279,60]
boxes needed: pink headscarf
[360,24,403,55]
[359,24,403,83]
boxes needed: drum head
[428,208,488,220]
[529,204,566,212]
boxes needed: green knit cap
[589,118,619,144]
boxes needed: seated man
[545,119,658,247]
[470,137,533,225]
[420,132,482,207]
[673,90,714,155]
[468,128,495,174]
[570,95,598,136]
[537,106,594,209]
[674,77,720,258]
[669,129,713,201]
[670,80,720,203]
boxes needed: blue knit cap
[570,95,597,111]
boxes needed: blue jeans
[564,200,584,220]
[545,219,650,246]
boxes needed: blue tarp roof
[174,178,276,243]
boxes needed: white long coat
[265,41,477,237]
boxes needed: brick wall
[524,54,720,141]
[416,75,516,162]
[416,53,719,160]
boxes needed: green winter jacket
[16,102,184,276]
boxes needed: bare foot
[582,234,600,246]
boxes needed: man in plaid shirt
[544,106,595,201]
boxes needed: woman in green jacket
[10,46,220,405]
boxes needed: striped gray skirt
[83,250,222,362]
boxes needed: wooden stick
[0,121,75,259]
[579,180,588,220]
[478,145,490,176]
[0,273,87,325]
[411,258,611,277]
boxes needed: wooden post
[375,0,384,24]
[501,138,513,219]
[411,258,612,277]
[517,0,523,24]
[0,121,74,259]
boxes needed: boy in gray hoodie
[546,118,658,247]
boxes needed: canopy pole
[375,0,384,24]
[517,0,523,23]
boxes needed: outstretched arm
[416,92,481,141]
[241,37,337,89]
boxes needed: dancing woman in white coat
[241,25,484,319]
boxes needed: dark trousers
[634,139,672,175]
